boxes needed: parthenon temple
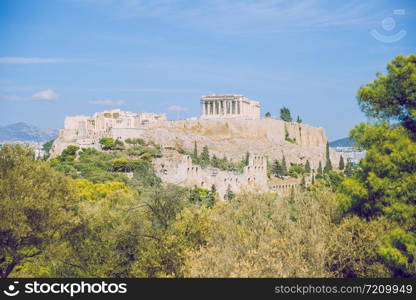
[200,94,260,119]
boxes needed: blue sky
[0,0,415,140]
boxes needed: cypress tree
[193,141,198,159]
[339,155,345,170]
[324,142,332,173]
[317,161,323,175]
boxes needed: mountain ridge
[0,122,58,143]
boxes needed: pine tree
[324,142,332,173]
[280,107,292,122]
[339,155,345,170]
[305,160,311,173]
[296,115,302,123]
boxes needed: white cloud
[0,57,82,64]
[168,105,188,112]
[32,89,59,100]
[89,99,125,106]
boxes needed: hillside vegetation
[1,54,415,278]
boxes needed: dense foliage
[340,54,416,277]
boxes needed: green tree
[288,164,305,178]
[208,185,217,208]
[281,155,287,175]
[265,112,271,118]
[42,139,55,154]
[280,106,292,122]
[357,54,416,137]
[339,123,416,276]
[271,159,284,177]
[0,145,77,278]
[324,142,332,173]
[193,141,198,161]
[99,137,115,150]
[60,145,80,162]
[224,185,235,201]
[305,160,311,173]
[317,161,323,176]
[200,145,210,167]
[296,115,302,123]
[339,155,345,170]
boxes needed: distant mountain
[0,122,58,143]
[329,137,354,147]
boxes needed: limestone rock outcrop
[52,117,338,170]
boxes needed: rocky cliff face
[52,118,339,170]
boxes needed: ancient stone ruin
[52,94,339,199]
[200,94,260,119]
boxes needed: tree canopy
[280,107,292,122]
[357,54,416,137]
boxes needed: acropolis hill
[52,94,339,198]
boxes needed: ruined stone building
[154,150,269,200]
[200,94,260,119]
[64,109,166,138]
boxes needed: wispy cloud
[0,57,83,64]
[77,0,382,34]
[32,89,59,100]
[0,89,59,101]
[89,99,125,106]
